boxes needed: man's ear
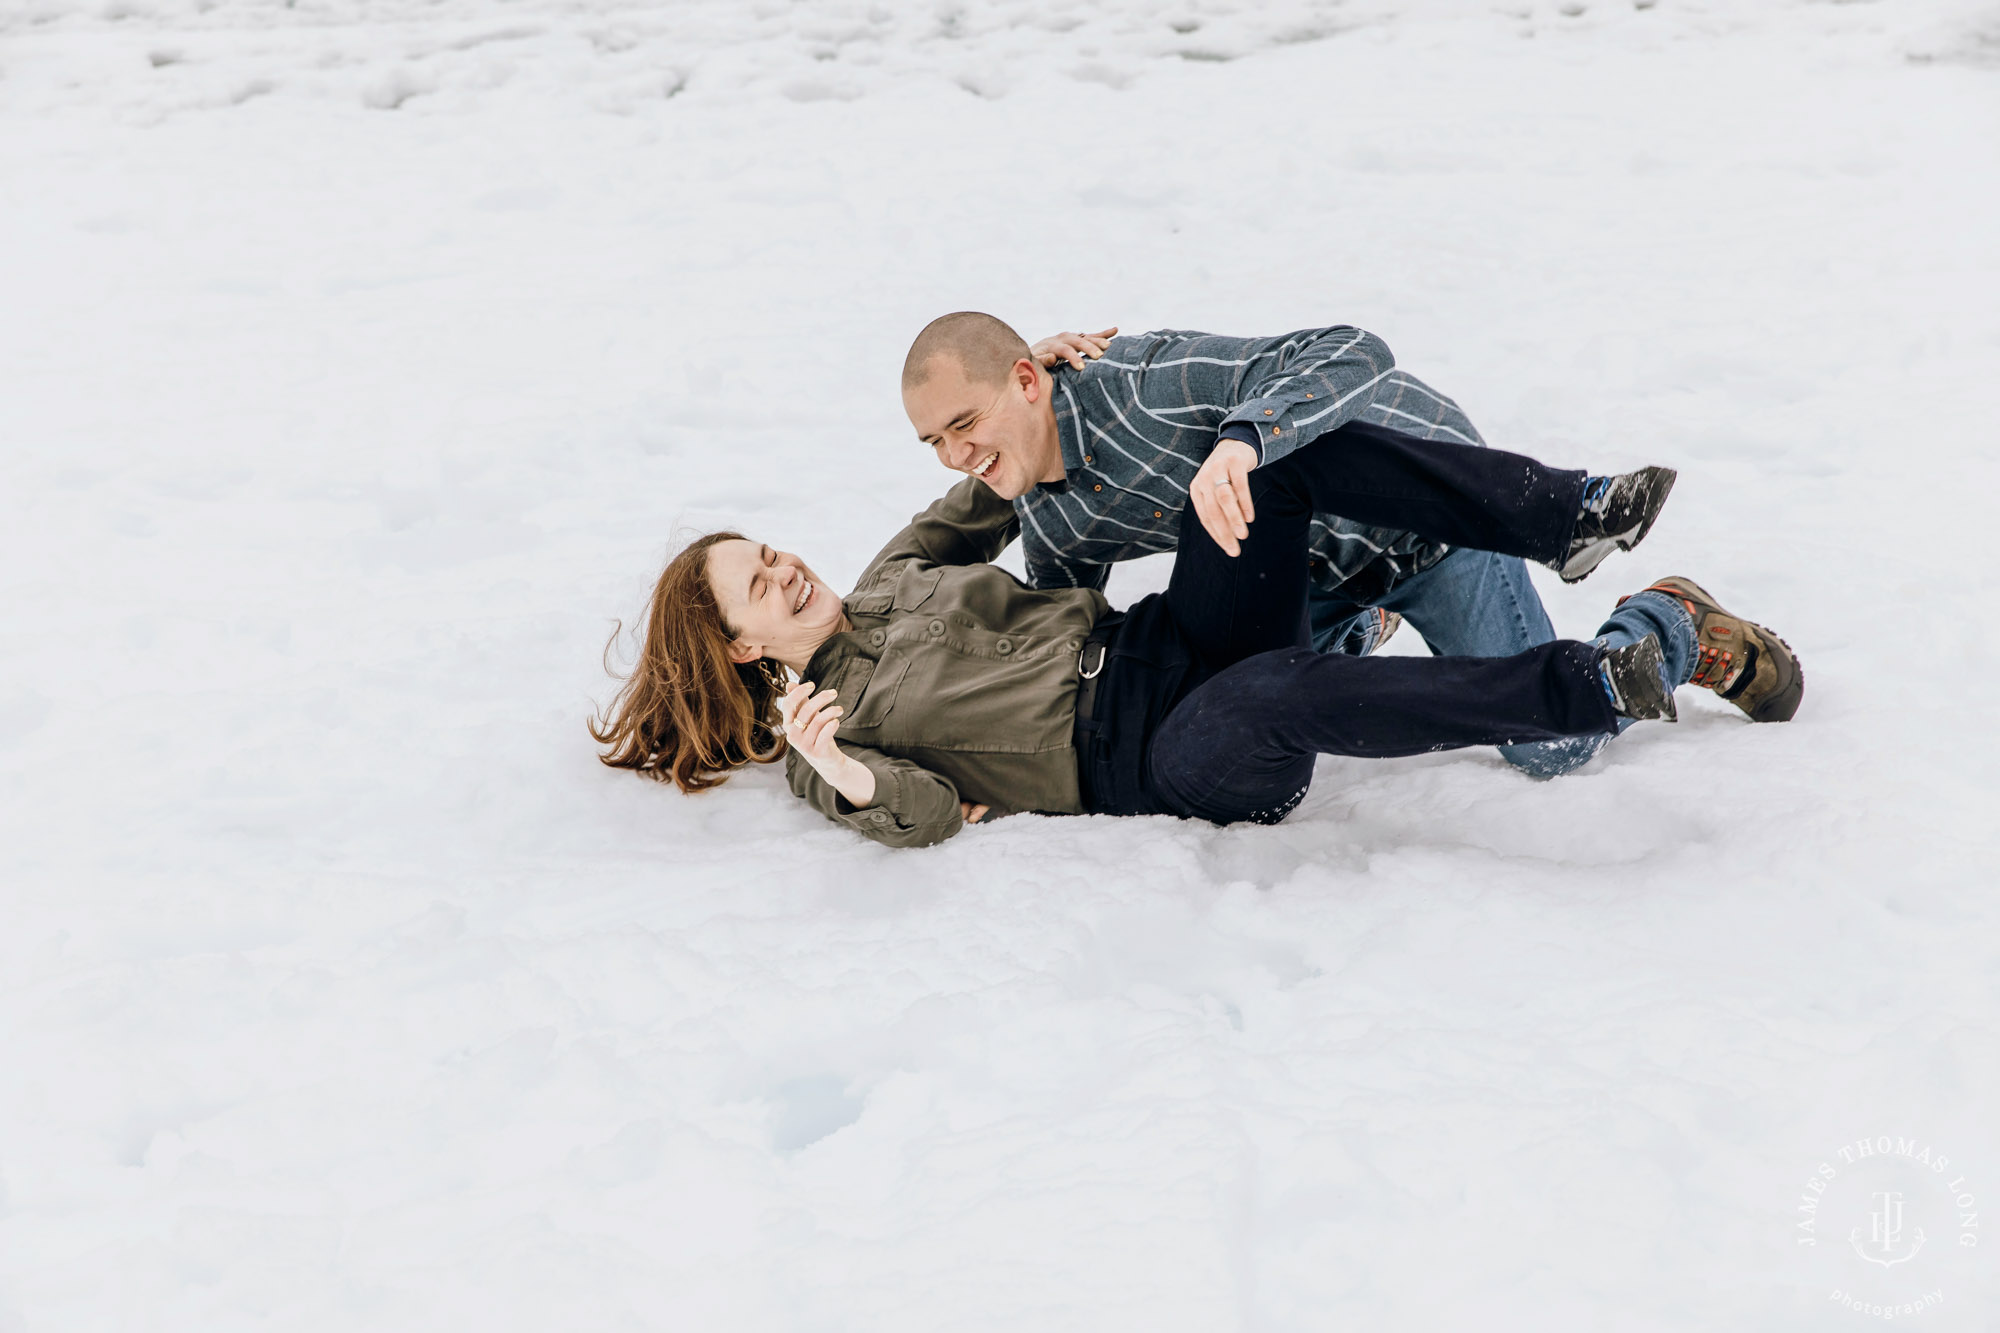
[1014,356,1043,403]
[726,640,761,665]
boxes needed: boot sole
[1751,632,1805,723]
[1649,576,1804,723]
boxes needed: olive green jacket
[786,478,1110,847]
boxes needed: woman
[593,381,1802,848]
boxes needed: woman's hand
[1030,327,1118,371]
[780,680,844,764]
[780,680,875,808]
[1189,439,1259,557]
[960,801,990,825]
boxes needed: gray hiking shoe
[1599,634,1677,722]
[1555,466,1677,584]
[1627,576,1804,722]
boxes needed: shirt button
[928,618,946,636]
[995,638,1013,654]
[869,629,886,647]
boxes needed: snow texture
[3,0,1999,1328]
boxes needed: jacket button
[870,811,889,824]
[869,629,886,647]
[1264,408,1274,416]
[928,618,946,635]
[995,638,1013,654]
[1153,510,1162,519]
[1305,393,1315,399]
[1272,426,1281,435]
[1084,455,1093,464]
[1093,484,1102,492]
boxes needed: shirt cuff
[1216,421,1264,463]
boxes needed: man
[900,313,1800,778]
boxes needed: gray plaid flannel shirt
[1019,327,1487,603]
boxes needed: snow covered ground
[4,0,1999,1328]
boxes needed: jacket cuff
[834,757,961,845]
[834,756,905,826]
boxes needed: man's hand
[1029,327,1118,371]
[960,800,990,825]
[779,681,876,808]
[1189,439,1259,557]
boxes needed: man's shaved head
[902,311,1032,393]
[902,311,1063,500]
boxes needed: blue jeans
[1312,550,1697,778]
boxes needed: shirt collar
[1040,370,1087,495]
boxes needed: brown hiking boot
[1626,577,1804,722]
[1372,608,1403,654]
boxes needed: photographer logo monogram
[1796,1135,1980,1319]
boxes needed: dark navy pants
[1079,421,1622,824]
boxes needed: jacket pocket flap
[829,654,875,703]
[891,565,944,611]
[842,652,908,727]
[844,586,893,616]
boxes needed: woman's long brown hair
[591,531,788,793]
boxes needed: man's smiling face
[904,354,1063,501]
